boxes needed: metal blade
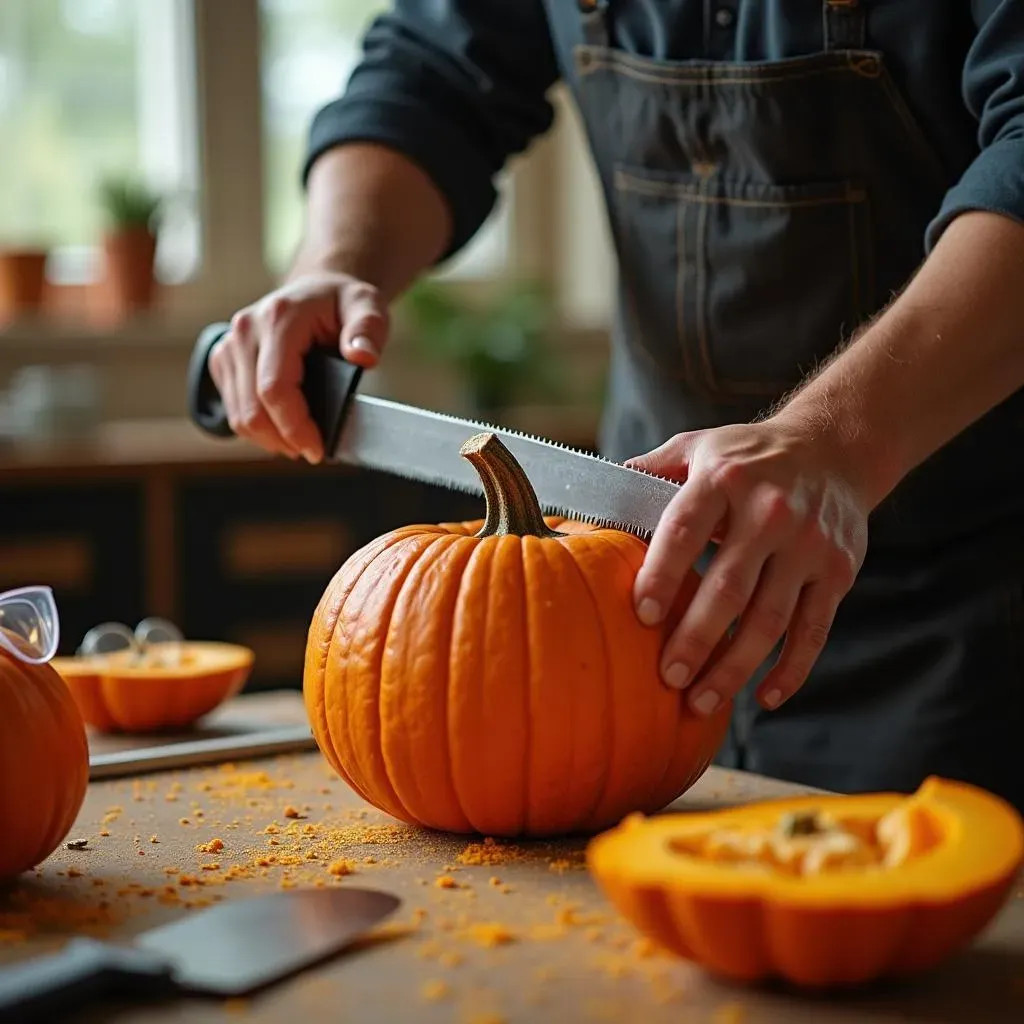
[333,396,681,539]
[135,888,400,996]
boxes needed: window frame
[0,0,610,350]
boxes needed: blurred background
[0,0,618,691]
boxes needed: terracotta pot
[102,226,158,315]
[0,248,48,321]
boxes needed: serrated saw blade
[330,395,680,539]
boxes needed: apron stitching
[576,53,875,85]
[676,196,696,385]
[614,172,865,208]
[696,171,716,392]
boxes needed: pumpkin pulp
[668,799,944,877]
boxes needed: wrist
[772,378,907,513]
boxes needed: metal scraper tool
[0,887,400,1022]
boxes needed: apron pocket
[611,164,871,400]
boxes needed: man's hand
[208,272,389,464]
[626,421,869,717]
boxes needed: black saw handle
[186,322,363,455]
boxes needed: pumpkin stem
[460,432,561,538]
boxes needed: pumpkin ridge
[520,536,534,835]
[551,535,615,833]
[380,532,475,830]
[445,538,496,834]
[327,533,432,813]
[353,533,444,819]
[21,680,66,863]
[311,533,412,806]
[304,529,407,780]
[591,532,682,807]
[446,536,530,835]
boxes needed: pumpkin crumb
[149,835,159,844]
[196,838,224,854]
[327,859,356,877]
[98,829,110,837]
[420,980,450,1002]
[434,875,461,889]
[283,805,305,819]
[462,923,516,947]
[713,1004,747,1024]
[66,868,83,879]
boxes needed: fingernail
[692,690,721,716]
[663,662,690,690]
[763,688,783,709]
[636,598,663,625]
[349,335,379,357]
[302,448,321,464]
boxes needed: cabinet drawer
[0,481,144,654]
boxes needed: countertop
[3,697,1023,1023]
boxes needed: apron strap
[822,0,867,51]
[578,0,610,48]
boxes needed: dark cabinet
[0,458,487,692]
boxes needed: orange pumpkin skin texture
[586,776,1024,989]
[0,647,89,881]
[52,641,253,734]
[303,432,731,838]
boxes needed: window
[0,0,200,286]
[258,0,511,281]
[0,0,556,335]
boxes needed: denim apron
[563,0,1024,812]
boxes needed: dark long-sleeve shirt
[304,1,1024,263]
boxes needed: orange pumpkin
[0,646,89,880]
[52,641,253,734]
[587,776,1024,988]
[304,431,730,837]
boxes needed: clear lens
[0,585,60,664]
[135,617,184,665]
[77,617,185,664]
[134,617,183,647]
[79,622,137,657]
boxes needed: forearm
[288,143,453,302]
[777,211,1024,508]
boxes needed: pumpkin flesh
[52,641,253,733]
[587,776,1024,987]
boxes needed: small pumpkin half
[52,641,253,733]
[587,776,1024,988]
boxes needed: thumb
[624,430,703,481]
[338,282,390,368]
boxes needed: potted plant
[399,278,566,419]
[0,244,48,323]
[97,175,162,316]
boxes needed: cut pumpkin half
[587,776,1024,988]
[52,641,254,734]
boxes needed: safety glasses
[0,585,61,665]
[78,617,184,662]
